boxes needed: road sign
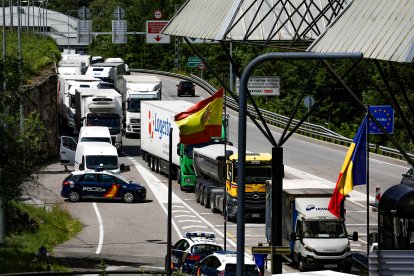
[154,9,163,19]
[187,57,207,67]
[251,246,290,255]
[146,20,170,44]
[368,105,394,134]
[303,95,315,108]
[236,77,280,96]
[198,62,206,70]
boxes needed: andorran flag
[328,118,367,218]
[174,88,224,144]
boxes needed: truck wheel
[200,188,205,206]
[210,197,217,213]
[204,192,210,208]
[195,186,201,203]
[150,157,155,171]
[298,255,306,272]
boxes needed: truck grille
[130,118,139,124]
[314,250,347,256]
[245,192,266,207]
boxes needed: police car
[168,232,223,274]
[61,170,146,203]
[193,251,261,276]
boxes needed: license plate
[324,264,337,268]
[252,213,260,218]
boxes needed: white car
[193,251,260,276]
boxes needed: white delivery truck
[57,62,87,75]
[265,179,358,273]
[78,126,112,143]
[57,75,102,132]
[60,139,123,174]
[123,75,162,138]
[87,62,125,91]
[74,88,123,153]
[140,100,193,179]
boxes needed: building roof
[162,0,350,47]
[308,0,414,63]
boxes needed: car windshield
[86,155,118,170]
[81,137,111,143]
[87,118,120,130]
[225,264,260,276]
[302,220,347,238]
[115,174,131,185]
[180,82,193,87]
[190,244,222,255]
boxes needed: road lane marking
[92,202,104,254]
[178,220,202,223]
[175,215,196,218]
[182,225,208,229]
[134,159,238,248]
[172,210,190,213]
[133,161,183,239]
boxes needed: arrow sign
[146,20,170,44]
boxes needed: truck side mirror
[79,164,84,170]
[351,231,358,241]
[120,163,125,171]
[290,232,297,241]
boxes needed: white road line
[178,220,202,223]
[172,205,185,208]
[134,159,238,248]
[92,202,104,254]
[182,225,208,229]
[175,215,196,218]
[133,161,183,239]
[172,210,190,213]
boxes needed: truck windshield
[81,137,111,143]
[86,155,118,170]
[302,220,347,238]
[244,166,272,184]
[127,100,140,112]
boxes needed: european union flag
[368,105,394,134]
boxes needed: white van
[60,138,123,174]
[78,126,112,144]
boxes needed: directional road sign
[187,57,207,67]
[146,20,170,44]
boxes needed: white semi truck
[123,75,162,137]
[74,88,123,153]
[57,75,102,132]
[140,100,193,179]
[265,179,358,273]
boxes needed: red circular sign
[198,63,206,70]
[154,10,163,19]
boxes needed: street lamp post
[66,10,77,50]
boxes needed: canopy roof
[308,0,414,63]
[162,0,350,47]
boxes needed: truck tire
[298,255,306,272]
[150,157,155,171]
[200,187,206,206]
[210,197,217,213]
[155,158,160,173]
[204,191,210,208]
[195,183,201,203]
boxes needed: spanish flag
[328,118,367,218]
[174,88,224,144]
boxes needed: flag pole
[366,113,370,258]
[224,89,227,250]
[167,127,173,276]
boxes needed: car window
[81,174,98,182]
[191,244,223,255]
[204,256,220,269]
[100,174,114,184]
[114,175,129,185]
[174,240,189,251]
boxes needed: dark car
[177,81,195,97]
[166,232,223,274]
[401,167,414,185]
[193,251,260,276]
[61,170,146,203]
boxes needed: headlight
[344,245,351,252]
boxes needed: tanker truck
[193,144,272,221]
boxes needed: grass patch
[0,201,82,273]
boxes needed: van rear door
[60,136,77,166]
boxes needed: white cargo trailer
[140,100,193,179]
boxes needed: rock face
[23,65,59,161]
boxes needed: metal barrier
[130,68,413,161]
[369,250,414,276]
